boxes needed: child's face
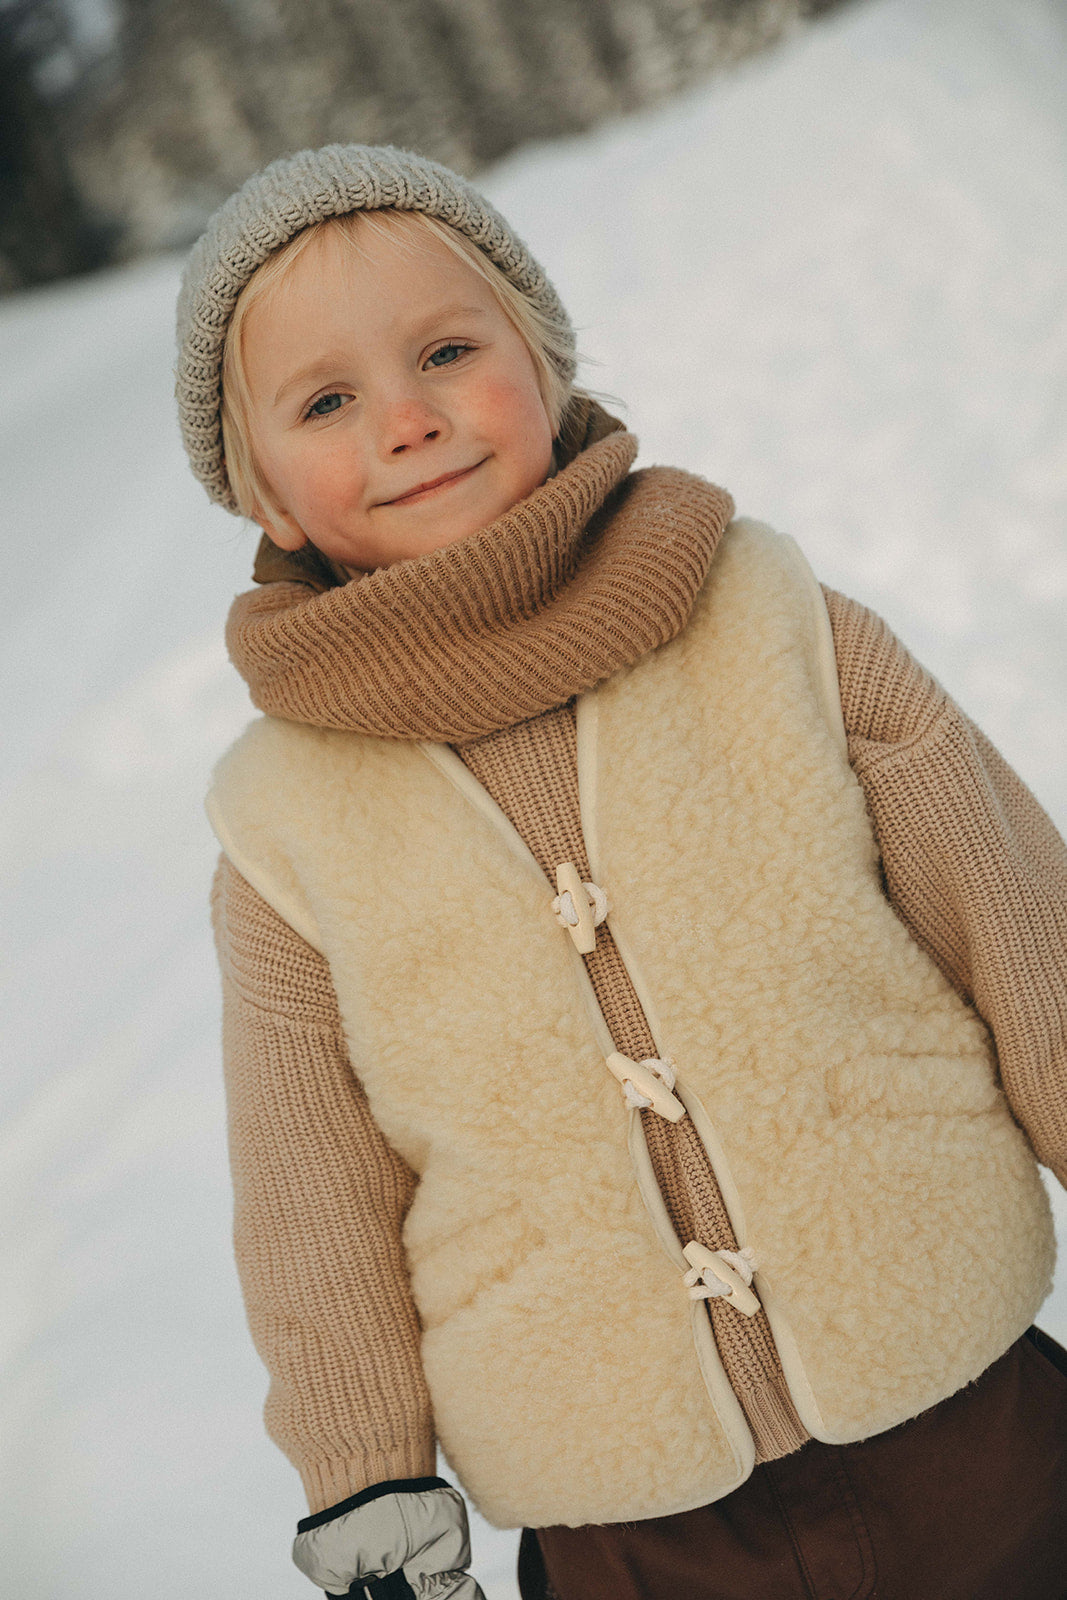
[239,222,556,572]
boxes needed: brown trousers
[518,1327,1067,1600]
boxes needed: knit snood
[224,401,734,741]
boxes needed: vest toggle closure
[683,1242,761,1317]
[552,862,609,953]
[605,1051,686,1122]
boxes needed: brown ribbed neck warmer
[225,400,734,743]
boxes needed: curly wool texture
[207,522,1055,1527]
[592,523,1055,1438]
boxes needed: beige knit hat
[175,143,576,512]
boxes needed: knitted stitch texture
[175,142,576,510]
[224,430,734,742]
[828,592,1067,1181]
[212,861,436,1510]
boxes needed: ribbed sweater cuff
[301,1442,439,1515]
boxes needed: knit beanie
[175,144,577,513]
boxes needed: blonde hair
[220,208,576,524]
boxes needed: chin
[423,508,491,550]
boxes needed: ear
[254,505,308,551]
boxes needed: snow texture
[2,0,1064,1593]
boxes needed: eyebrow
[271,303,494,409]
[411,302,491,334]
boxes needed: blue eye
[307,393,345,417]
[426,343,470,368]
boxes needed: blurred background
[2,0,1066,1594]
[3,0,841,290]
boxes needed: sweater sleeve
[823,588,1067,1189]
[210,853,436,1512]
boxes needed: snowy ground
[2,0,1065,1594]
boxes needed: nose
[378,396,448,457]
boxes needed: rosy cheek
[296,450,369,524]
[325,458,367,506]
[470,373,549,440]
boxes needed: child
[176,144,1067,1599]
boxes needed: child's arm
[211,856,484,1598]
[825,589,1067,1187]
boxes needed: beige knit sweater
[211,430,1067,1514]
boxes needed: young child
[176,144,1067,1600]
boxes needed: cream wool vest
[208,521,1055,1530]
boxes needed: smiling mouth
[383,460,485,506]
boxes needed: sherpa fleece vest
[208,521,1055,1530]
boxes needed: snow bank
[2,0,1064,1593]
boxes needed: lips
[383,460,483,506]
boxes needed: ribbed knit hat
[175,143,576,513]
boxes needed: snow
[2,0,1065,1593]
